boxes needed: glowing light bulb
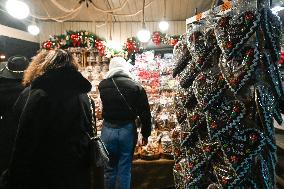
[137,29,151,43]
[6,0,30,19]
[159,21,169,32]
[28,25,40,35]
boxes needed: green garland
[42,30,106,54]
[42,30,182,56]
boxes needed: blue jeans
[101,121,135,189]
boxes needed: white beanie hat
[105,57,133,79]
[109,57,132,71]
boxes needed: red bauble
[226,41,233,49]
[230,155,238,163]
[125,39,138,54]
[246,49,254,56]
[210,122,218,129]
[43,41,53,50]
[188,162,193,169]
[249,134,258,142]
[170,38,178,46]
[244,12,254,21]
[229,78,237,85]
[191,114,199,122]
[152,32,161,46]
[70,34,80,47]
[222,177,229,185]
[95,40,105,55]
[232,105,239,113]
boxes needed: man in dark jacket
[99,57,151,189]
[0,56,29,174]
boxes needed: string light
[137,0,150,43]
[5,0,30,19]
[159,0,169,32]
[159,21,169,32]
[0,55,6,60]
[28,25,40,35]
[137,28,151,43]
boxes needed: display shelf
[68,47,108,67]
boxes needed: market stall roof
[23,0,212,22]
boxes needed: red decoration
[203,146,211,152]
[95,40,105,55]
[229,78,238,85]
[43,41,53,50]
[244,12,254,21]
[125,38,138,54]
[246,49,254,56]
[191,114,199,122]
[226,41,233,49]
[70,34,81,47]
[198,74,206,81]
[222,177,229,185]
[232,105,239,113]
[230,155,238,163]
[188,163,194,169]
[170,38,179,46]
[175,164,182,171]
[279,51,284,65]
[210,122,218,129]
[152,32,161,46]
[249,134,258,142]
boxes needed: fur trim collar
[31,68,91,96]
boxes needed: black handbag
[86,95,109,168]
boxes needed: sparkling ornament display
[172,6,283,188]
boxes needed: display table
[132,159,175,189]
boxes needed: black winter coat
[98,75,151,138]
[0,78,24,174]
[7,68,96,189]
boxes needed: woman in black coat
[5,50,99,189]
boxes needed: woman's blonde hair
[23,49,80,86]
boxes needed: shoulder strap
[87,94,97,136]
[111,78,134,113]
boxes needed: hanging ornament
[124,37,139,54]
[70,34,81,47]
[95,40,105,55]
[42,40,53,50]
[152,31,162,46]
[170,38,179,46]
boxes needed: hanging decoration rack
[186,0,235,30]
